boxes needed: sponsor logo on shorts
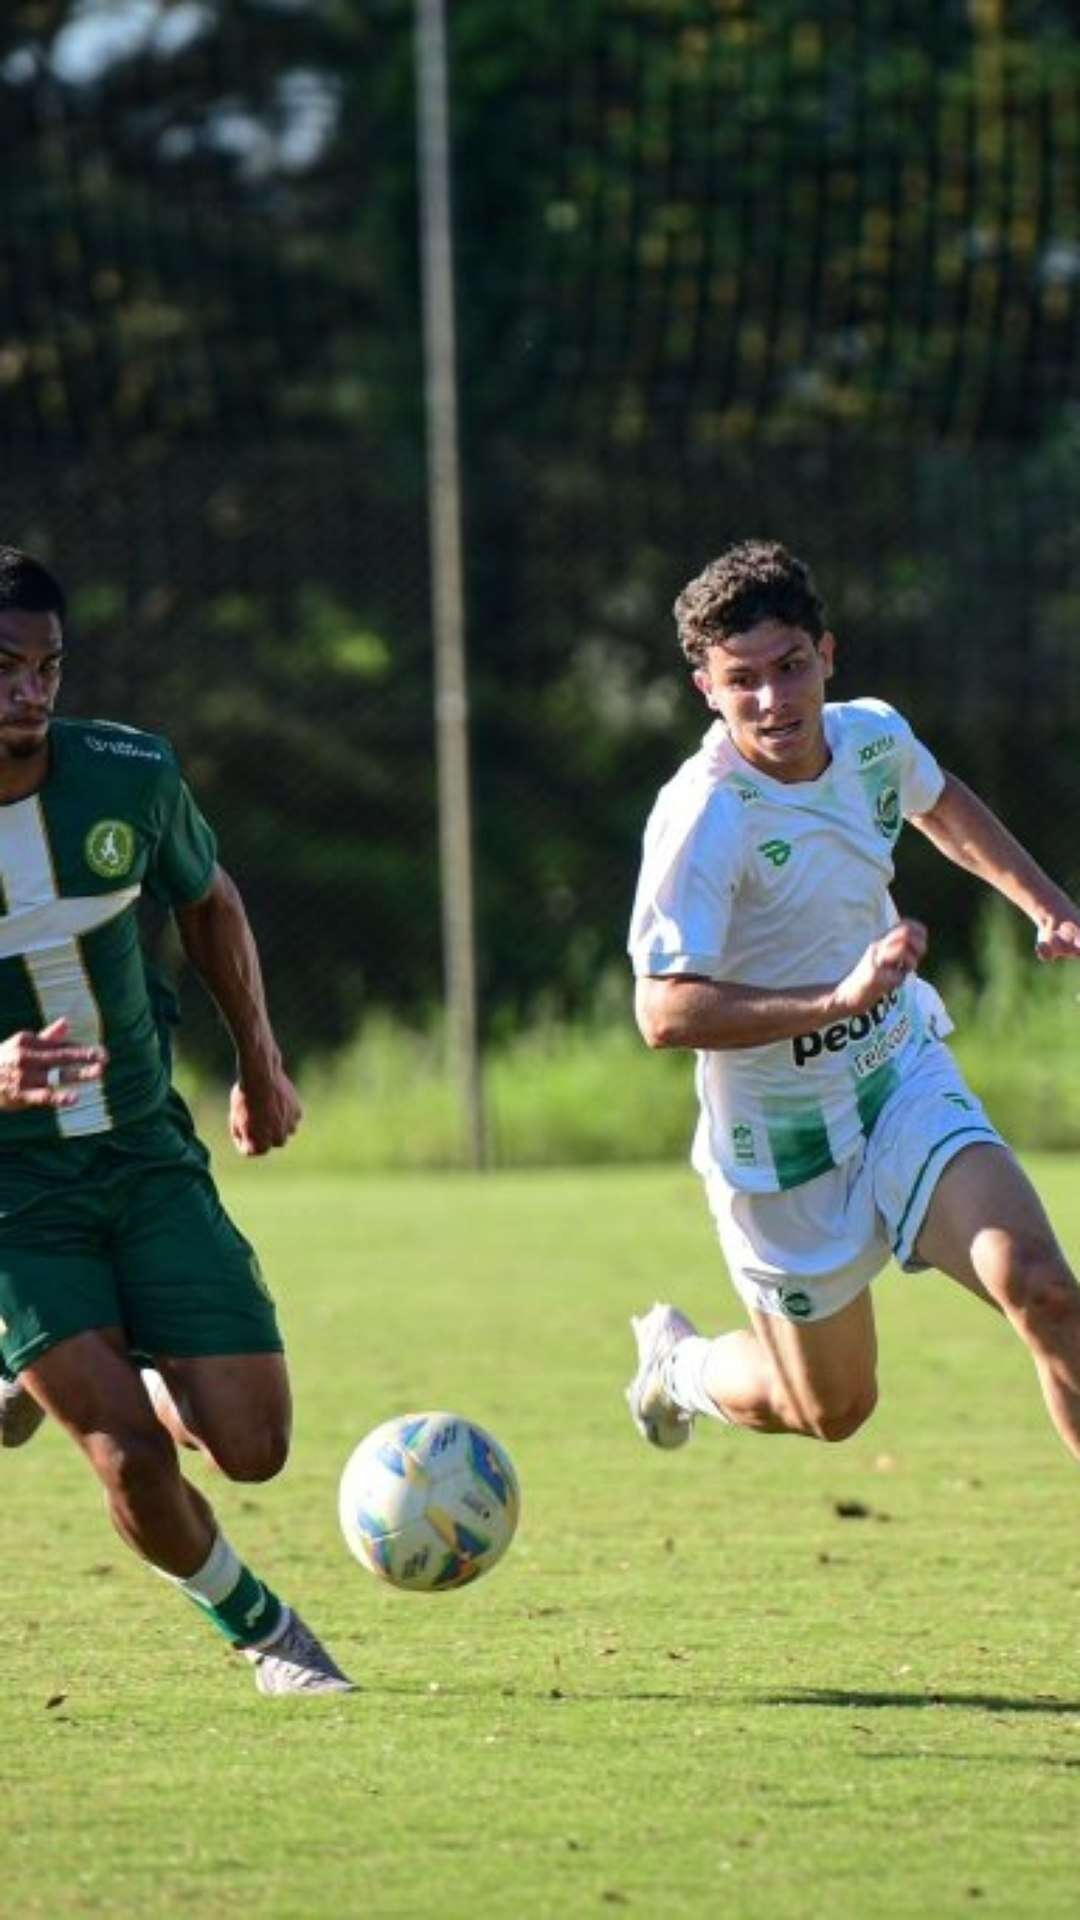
[874,785,900,837]
[732,1123,757,1165]
[84,819,136,878]
[858,734,896,765]
[759,838,792,868]
[781,1289,814,1320]
[792,989,907,1069]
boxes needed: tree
[3,2,1079,1055]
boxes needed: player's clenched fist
[831,918,928,1020]
[0,1017,107,1110]
[1034,913,1080,961]
[228,1066,303,1157]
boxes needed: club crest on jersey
[84,819,136,879]
[874,785,900,837]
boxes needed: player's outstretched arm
[636,919,927,1051]
[173,865,303,1156]
[911,772,1080,960]
[0,1017,106,1110]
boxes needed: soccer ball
[338,1411,520,1592]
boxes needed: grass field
[6,1157,1080,1918]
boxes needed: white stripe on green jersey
[628,699,948,1192]
[0,792,137,1135]
[0,718,217,1142]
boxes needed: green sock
[161,1530,287,1647]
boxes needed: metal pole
[414,0,487,1168]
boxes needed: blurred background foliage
[2,0,1080,1088]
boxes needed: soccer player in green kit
[0,546,354,1695]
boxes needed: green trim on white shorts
[891,1123,1001,1263]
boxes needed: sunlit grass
[5,1159,1080,1916]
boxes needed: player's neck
[0,740,50,805]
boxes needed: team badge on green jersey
[84,819,136,879]
[874,786,900,837]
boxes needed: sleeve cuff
[630,950,725,980]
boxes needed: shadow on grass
[859,1751,1080,1769]
[376,1684,1080,1715]
[755,1689,1080,1715]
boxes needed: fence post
[414,0,488,1169]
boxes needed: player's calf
[982,1235,1080,1342]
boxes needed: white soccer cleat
[626,1301,698,1450]
[243,1611,357,1696]
[0,1376,46,1450]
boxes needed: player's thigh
[20,1325,168,1472]
[159,1351,292,1481]
[914,1141,1072,1303]
[749,1287,878,1433]
[914,1144,1060,1282]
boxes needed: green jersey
[0,717,216,1142]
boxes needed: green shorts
[0,1096,283,1376]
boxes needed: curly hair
[673,541,825,667]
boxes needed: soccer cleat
[626,1301,698,1450]
[0,1376,46,1449]
[243,1610,357,1696]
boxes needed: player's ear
[818,631,836,681]
[691,666,716,708]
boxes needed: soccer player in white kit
[626,540,1080,1457]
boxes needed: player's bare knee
[804,1383,878,1443]
[211,1422,290,1484]
[770,1376,877,1442]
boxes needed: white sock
[157,1528,243,1605]
[665,1336,733,1423]
[154,1532,292,1649]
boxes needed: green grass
[6,1158,1080,1917]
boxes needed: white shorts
[704,1042,1004,1324]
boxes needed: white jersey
[628,699,949,1192]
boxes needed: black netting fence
[3,2,1080,1072]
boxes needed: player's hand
[229,1063,303,1156]
[0,1018,107,1111]
[1034,911,1080,962]
[830,919,928,1019]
